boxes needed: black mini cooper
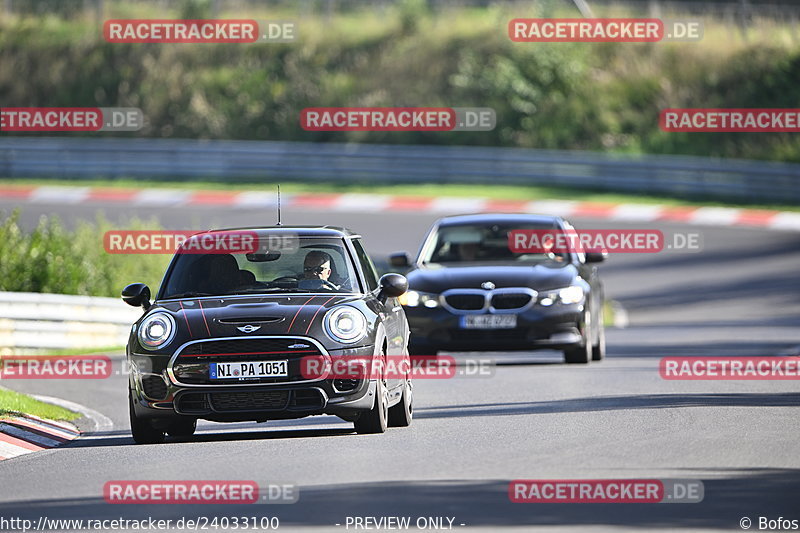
[122,226,412,444]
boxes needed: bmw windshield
[421,223,569,266]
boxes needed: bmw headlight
[538,286,585,306]
[324,306,368,344]
[398,290,440,308]
[138,312,176,350]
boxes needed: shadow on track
[413,392,800,419]
[2,469,798,529]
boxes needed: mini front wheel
[129,390,165,444]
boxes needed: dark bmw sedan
[390,214,606,364]
[122,226,412,444]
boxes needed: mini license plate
[210,360,288,379]
[460,315,517,329]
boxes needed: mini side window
[352,239,379,292]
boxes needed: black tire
[564,342,591,364]
[564,312,591,364]
[388,378,413,427]
[129,390,165,444]
[354,378,388,434]
[166,418,197,437]
[592,312,606,362]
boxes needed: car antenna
[276,184,282,226]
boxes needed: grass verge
[0,387,80,422]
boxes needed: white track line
[32,395,113,435]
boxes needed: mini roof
[204,225,359,237]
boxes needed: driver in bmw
[302,250,340,290]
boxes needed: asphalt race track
[1,198,799,532]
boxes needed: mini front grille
[209,390,290,411]
[443,294,486,311]
[175,389,324,414]
[141,375,168,400]
[491,293,532,310]
[179,338,321,358]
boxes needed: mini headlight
[398,290,439,308]
[138,312,176,350]
[324,306,368,344]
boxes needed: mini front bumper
[128,344,378,422]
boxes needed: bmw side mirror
[389,252,411,268]
[122,283,152,310]
[378,273,408,300]
[585,251,608,263]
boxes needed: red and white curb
[0,414,79,461]
[2,185,800,231]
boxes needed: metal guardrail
[0,291,140,354]
[1,137,799,202]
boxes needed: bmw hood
[406,264,578,293]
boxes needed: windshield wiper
[165,291,213,299]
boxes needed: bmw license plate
[210,360,288,379]
[460,315,517,329]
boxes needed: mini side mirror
[378,273,409,299]
[122,283,152,310]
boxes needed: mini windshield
[159,236,360,299]
[422,222,568,265]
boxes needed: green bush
[0,211,170,297]
[1,6,799,160]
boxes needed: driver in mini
[302,250,340,289]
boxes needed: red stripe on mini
[198,301,212,336]
[179,301,194,338]
[181,350,317,358]
[305,296,338,335]
[287,296,316,332]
